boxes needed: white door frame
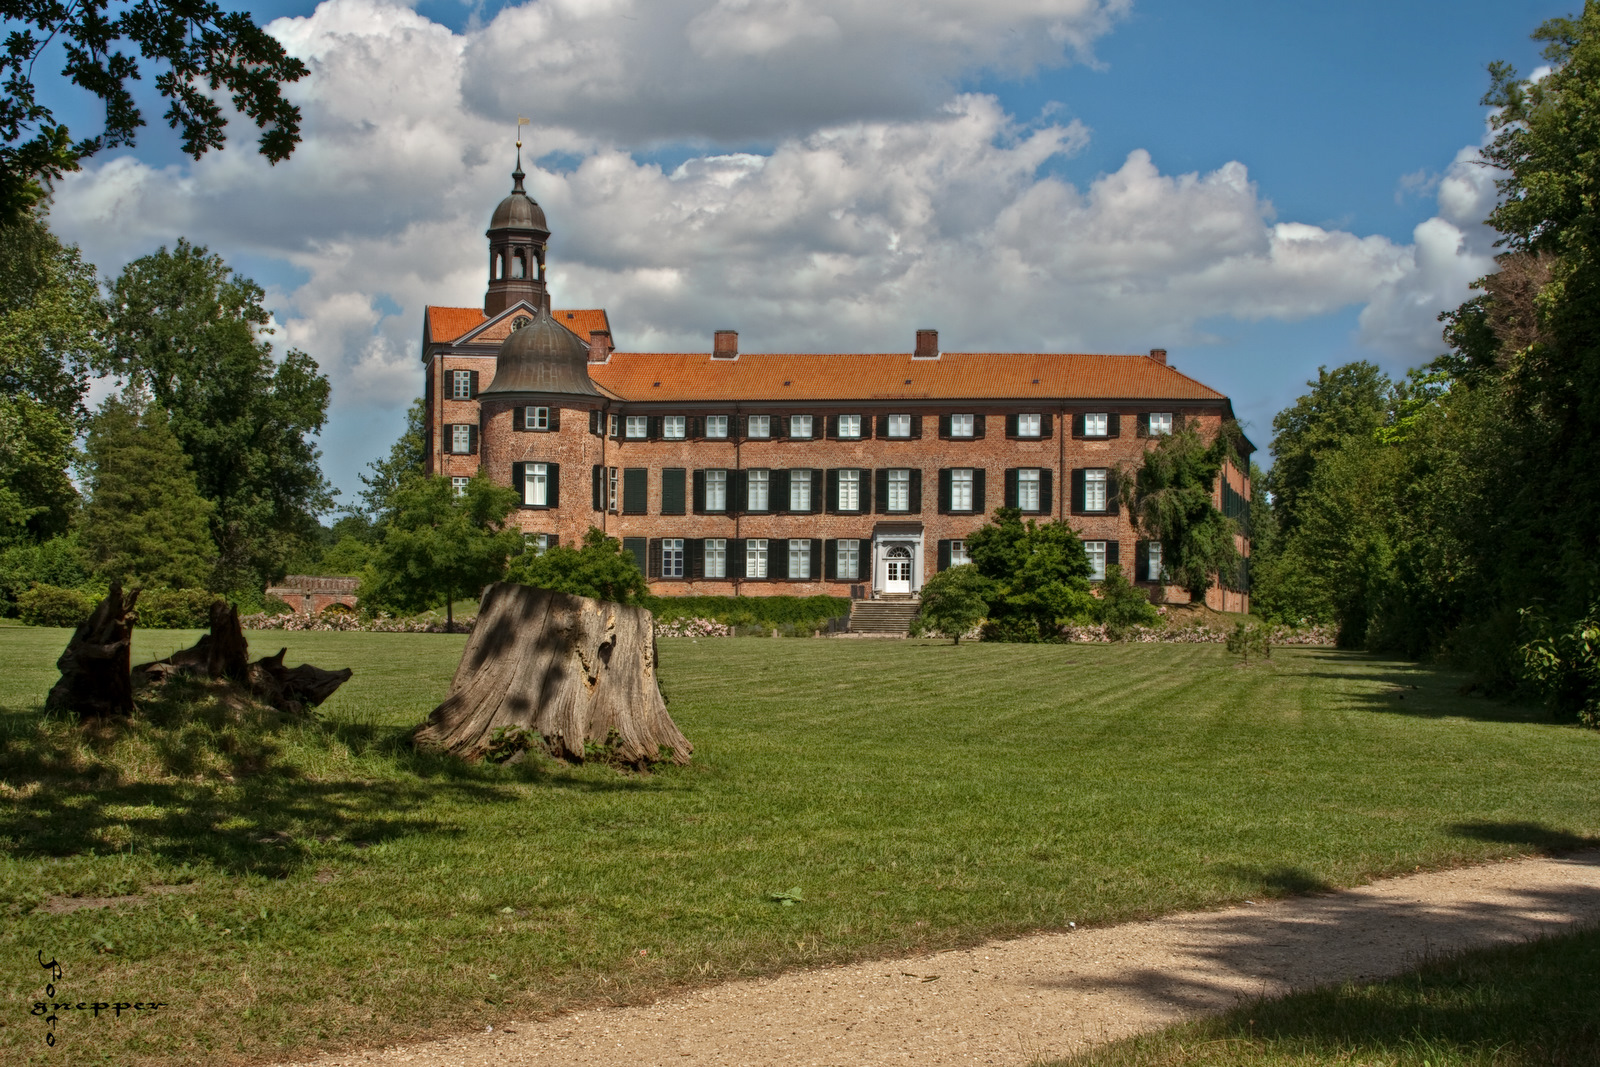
[872,532,924,597]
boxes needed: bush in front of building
[1095,565,1161,640]
[643,594,850,633]
[15,583,98,627]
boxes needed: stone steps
[847,599,922,635]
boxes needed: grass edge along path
[1,632,1598,1066]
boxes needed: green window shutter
[549,408,561,431]
[859,468,873,512]
[937,540,951,571]
[546,463,560,508]
[825,469,840,513]
[1004,468,1018,508]
[647,538,663,578]
[467,370,479,397]
[1107,540,1120,568]
[772,540,789,581]
[826,415,839,438]
[973,469,987,514]
[728,470,745,515]
[1136,413,1149,438]
[623,537,647,575]
[1040,469,1053,514]
[810,470,823,514]
[1072,413,1085,438]
[622,468,649,514]
[1005,413,1018,438]
[468,425,479,454]
[1040,413,1054,438]
[938,468,951,513]
[661,469,686,515]
[824,539,837,580]
[692,469,706,514]
[730,538,746,579]
[875,414,890,438]
[590,410,601,435]
[592,465,603,509]
[511,463,525,503]
[513,407,529,433]
[1106,413,1119,438]
[772,469,791,513]
[973,414,986,439]
[688,539,704,579]
[647,416,662,440]
[874,469,889,514]
[809,540,821,581]
[1134,541,1149,581]
[909,469,922,513]
[1105,471,1120,515]
[1071,469,1086,514]
[687,415,700,439]
[938,414,951,438]
[910,415,923,439]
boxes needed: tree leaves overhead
[0,0,306,221]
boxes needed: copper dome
[478,306,600,397]
[489,163,548,233]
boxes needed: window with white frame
[1084,413,1109,437]
[951,468,974,511]
[704,538,727,579]
[662,538,685,578]
[608,413,620,437]
[524,406,549,430]
[887,469,911,511]
[788,539,810,579]
[1085,540,1107,581]
[523,462,549,506]
[789,414,813,439]
[1017,413,1042,438]
[837,539,860,580]
[451,424,471,453]
[704,469,727,512]
[951,413,974,437]
[1017,468,1041,510]
[950,539,970,566]
[1148,412,1173,435]
[838,414,862,438]
[746,538,768,578]
[838,469,861,511]
[790,469,812,511]
[451,476,469,497]
[705,414,730,438]
[1085,468,1108,511]
[451,370,472,399]
[525,532,553,554]
[607,467,618,511]
[663,415,687,439]
[1146,540,1164,581]
[887,414,911,438]
[747,414,771,438]
[625,415,648,439]
[747,469,770,511]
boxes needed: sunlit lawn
[1,627,1596,1065]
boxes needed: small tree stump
[249,649,353,715]
[412,583,691,766]
[46,583,140,719]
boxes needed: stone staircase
[847,598,921,636]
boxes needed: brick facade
[265,576,361,614]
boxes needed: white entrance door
[884,546,913,594]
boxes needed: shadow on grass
[1285,648,1556,726]
[1448,820,1600,853]
[1214,864,1333,895]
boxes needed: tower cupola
[484,145,550,316]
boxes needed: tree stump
[46,583,140,719]
[249,649,353,715]
[412,583,691,766]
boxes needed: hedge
[641,595,850,628]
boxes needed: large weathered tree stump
[248,648,353,715]
[413,583,691,766]
[46,583,139,719]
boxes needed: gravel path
[279,851,1600,1067]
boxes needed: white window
[625,415,648,439]
[788,539,811,579]
[705,415,730,438]
[949,539,970,566]
[607,467,618,511]
[839,469,860,511]
[1084,413,1109,437]
[837,539,860,580]
[1016,414,1042,438]
[1086,540,1107,581]
[789,415,813,439]
[1017,468,1041,511]
[887,414,911,438]
[662,538,685,579]
[747,414,771,438]
[789,469,812,512]
[704,538,727,579]
[838,414,862,438]
[887,469,911,512]
[451,370,472,399]
[747,469,769,511]
[451,476,469,497]
[525,532,553,554]
[663,415,686,440]
[1085,468,1108,511]
[1146,541,1164,581]
[451,424,471,453]
[950,468,973,511]
[524,406,549,431]
[704,469,727,512]
[746,538,768,578]
[608,413,620,437]
[951,413,974,438]
[524,462,548,506]
[1148,412,1173,435]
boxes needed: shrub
[0,536,92,616]
[1518,603,1600,727]
[16,583,97,627]
[1095,565,1160,640]
[642,595,850,628]
[137,587,217,628]
[913,564,993,644]
[1225,620,1274,662]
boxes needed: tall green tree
[966,507,1096,641]
[357,398,427,525]
[80,391,215,589]
[363,474,523,625]
[1121,426,1240,601]
[1265,362,1391,536]
[106,240,332,592]
[911,563,994,644]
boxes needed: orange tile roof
[588,351,1224,403]
[425,306,611,345]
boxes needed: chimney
[587,329,612,363]
[1149,347,1168,366]
[713,329,738,359]
[914,328,939,359]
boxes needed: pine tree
[80,392,216,589]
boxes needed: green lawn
[1,629,1596,1066]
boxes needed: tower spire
[484,116,550,316]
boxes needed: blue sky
[46,1,1561,504]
